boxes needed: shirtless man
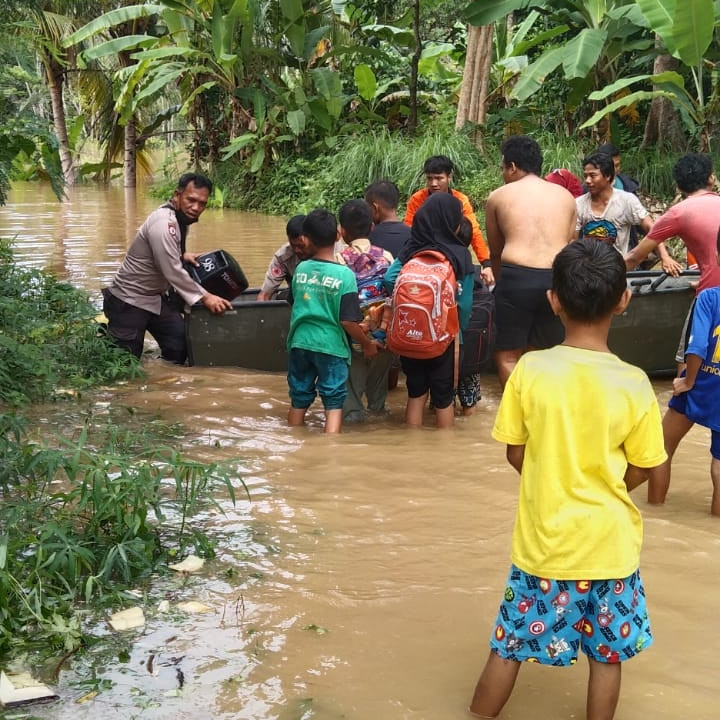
[488,135,576,387]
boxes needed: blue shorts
[489,565,653,666]
[668,392,720,460]
[288,348,348,410]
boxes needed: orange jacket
[403,188,489,264]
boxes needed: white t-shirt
[575,189,648,254]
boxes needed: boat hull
[608,270,697,376]
[186,290,290,371]
[186,272,699,376]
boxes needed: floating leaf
[304,624,328,635]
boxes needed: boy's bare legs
[711,457,720,516]
[406,393,428,426]
[651,408,694,503]
[435,404,455,428]
[586,658,621,720]
[288,407,307,426]
[469,651,520,718]
[324,408,343,434]
[662,407,694,457]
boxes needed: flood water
[0,183,718,720]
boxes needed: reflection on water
[1,185,718,720]
[0,182,287,304]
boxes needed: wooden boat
[608,269,697,375]
[186,271,699,376]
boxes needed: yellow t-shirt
[492,345,667,580]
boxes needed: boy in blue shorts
[469,240,667,720]
[286,209,379,434]
[660,227,720,515]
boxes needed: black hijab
[398,192,473,278]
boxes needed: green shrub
[0,238,143,405]
[195,131,703,227]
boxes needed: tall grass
[214,129,693,220]
[230,127,489,217]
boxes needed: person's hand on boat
[672,375,693,396]
[660,256,683,276]
[183,251,201,266]
[201,292,233,314]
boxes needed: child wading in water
[660,226,720,514]
[469,240,667,720]
[286,209,379,433]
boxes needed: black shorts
[494,263,564,351]
[400,342,455,409]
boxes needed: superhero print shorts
[489,565,653,666]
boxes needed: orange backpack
[387,250,459,359]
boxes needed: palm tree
[30,8,79,185]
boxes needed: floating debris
[108,607,146,631]
[176,601,213,614]
[0,671,58,707]
[168,555,205,574]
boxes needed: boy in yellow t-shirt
[469,240,667,720]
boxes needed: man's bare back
[488,135,578,388]
[487,174,577,278]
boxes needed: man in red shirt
[626,154,720,370]
[625,153,720,294]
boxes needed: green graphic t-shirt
[287,259,362,361]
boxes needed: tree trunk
[46,55,76,187]
[124,118,137,188]
[407,0,421,135]
[641,39,686,151]
[455,24,494,148]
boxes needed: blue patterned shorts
[489,565,653,666]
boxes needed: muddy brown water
[0,183,717,719]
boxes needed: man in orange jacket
[404,155,494,285]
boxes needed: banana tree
[462,0,654,106]
[65,1,264,165]
[65,1,349,172]
[579,0,719,150]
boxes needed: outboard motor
[185,249,248,300]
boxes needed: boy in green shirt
[286,209,379,433]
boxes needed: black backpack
[460,266,495,378]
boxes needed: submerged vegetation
[0,411,243,655]
[0,243,247,658]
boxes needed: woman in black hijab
[384,191,476,429]
[398,192,474,280]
